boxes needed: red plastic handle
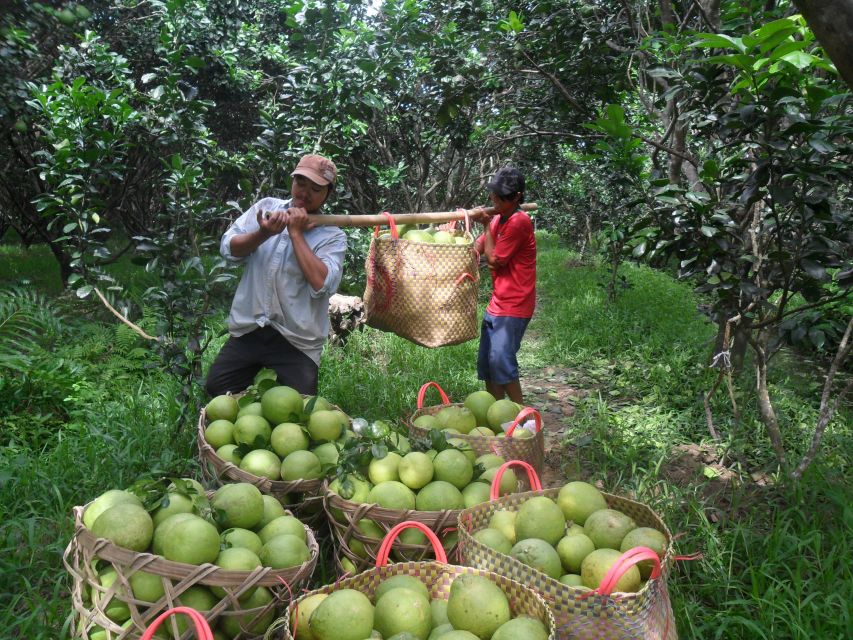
[596,546,662,596]
[504,407,543,437]
[376,521,448,566]
[141,606,214,640]
[489,460,542,500]
[416,381,451,409]
[374,211,398,239]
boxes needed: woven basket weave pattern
[277,561,558,640]
[364,237,479,347]
[408,403,545,479]
[64,503,318,639]
[457,489,677,640]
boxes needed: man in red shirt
[473,167,537,404]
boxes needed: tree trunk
[793,1,853,91]
[750,332,787,468]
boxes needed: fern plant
[0,287,63,373]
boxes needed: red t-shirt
[477,210,537,318]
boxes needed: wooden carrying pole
[298,202,538,228]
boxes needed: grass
[1,231,851,638]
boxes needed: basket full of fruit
[64,479,318,639]
[457,461,678,640]
[408,381,545,477]
[275,521,558,640]
[198,381,352,526]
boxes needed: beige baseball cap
[291,154,337,186]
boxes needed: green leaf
[184,55,205,70]
[150,85,165,101]
[700,225,717,237]
[690,33,746,53]
[76,285,93,299]
[141,73,157,84]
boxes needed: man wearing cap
[205,154,347,396]
[472,167,537,404]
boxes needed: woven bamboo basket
[323,481,462,574]
[408,381,545,479]
[64,501,318,640]
[456,461,678,640]
[274,521,558,640]
[197,397,351,528]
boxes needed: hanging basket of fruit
[408,381,545,478]
[64,480,319,640]
[456,461,678,640]
[363,211,480,348]
[273,521,558,640]
[198,380,353,527]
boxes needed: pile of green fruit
[204,386,353,482]
[470,481,669,593]
[291,572,550,640]
[81,480,314,638]
[413,391,535,439]
[379,223,473,245]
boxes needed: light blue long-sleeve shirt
[220,197,347,365]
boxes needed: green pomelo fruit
[95,568,130,622]
[620,527,667,578]
[204,419,235,449]
[337,428,357,444]
[233,414,272,447]
[472,528,512,555]
[175,585,216,619]
[581,548,641,592]
[432,230,455,244]
[308,589,375,640]
[446,438,476,463]
[469,427,495,437]
[584,509,637,550]
[220,586,274,637]
[485,399,519,431]
[212,547,262,597]
[435,406,477,434]
[261,385,304,424]
[567,523,585,536]
[84,490,143,530]
[339,555,358,575]
[206,394,239,422]
[474,453,505,470]
[367,481,416,510]
[348,518,383,558]
[368,451,402,484]
[392,527,428,562]
[152,492,195,528]
[222,527,263,555]
[293,592,328,640]
[373,572,429,602]
[510,538,563,579]
[271,422,309,458]
[259,533,310,569]
[240,448,282,480]
[308,410,344,442]
[152,512,196,555]
[413,415,441,430]
[437,632,479,640]
[462,482,491,508]
[492,616,548,640]
[463,391,496,427]
[56,9,78,25]
[167,477,205,496]
[91,503,153,552]
[558,574,585,587]
[398,452,434,490]
[216,443,242,465]
[432,449,473,489]
[415,481,465,511]
[428,623,454,640]
[511,428,534,439]
[162,516,220,565]
[557,481,608,525]
[304,395,333,413]
[128,569,166,603]
[258,495,288,529]
[446,573,510,640]
[374,588,431,640]
[515,496,566,545]
[430,598,449,627]
[281,449,323,480]
[258,515,306,544]
[328,476,372,520]
[213,483,264,529]
[557,533,595,574]
[237,401,264,418]
[488,510,517,544]
[476,467,518,496]
[313,442,340,467]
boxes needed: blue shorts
[477,312,530,385]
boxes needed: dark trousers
[205,326,319,397]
